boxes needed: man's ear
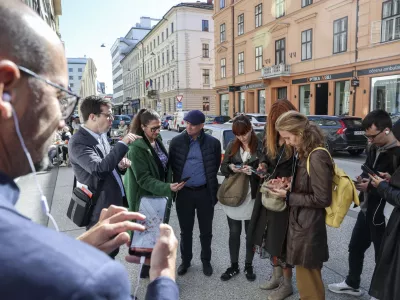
[0,61,21,120]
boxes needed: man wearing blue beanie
[168,110,221,276]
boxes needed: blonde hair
[275,111,325,159]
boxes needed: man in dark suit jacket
[0,1,179,299]
[68,96,139,230]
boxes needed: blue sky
[60,0,183,93]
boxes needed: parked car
[225,113,266,128]
[204,124,264,184]
[205,115,231,124]
[162,115,173,129]
[112,115,132,129]
[307,115,368,156]
[168,111,190,132]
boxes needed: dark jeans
[176,187,214,264]
[227,216,254,265]
[345,211,386,289]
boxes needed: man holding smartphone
[169,110,221,276]
[329,110,400,297]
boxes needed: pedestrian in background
[168,110,221,277]
[118,120,128,137]
[124,108,185,278]
[248,99,296,300]
[219,115,263,282]
[328,110,400,298]
[271,111,334,300]
[71,116,80,134]
[68,96,140,258]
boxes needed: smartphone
[129,196,168,258]
[251,168,266,176]
[234,164,243,169]
[361,164,381,177]
[181,176,191,182]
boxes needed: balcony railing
[261,64,291,78]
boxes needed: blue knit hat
[184,110,205,125]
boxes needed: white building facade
[67,58,87,95]
[111,17,154,111]
[121,2,215,115]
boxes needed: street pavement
[15,129,375,300]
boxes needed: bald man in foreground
[0,1,178,299]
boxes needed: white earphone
[385,130,390,135]
[3,92,11,102]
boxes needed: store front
[258,90,266,114]
[131,99,140,114]
[220,94,229,116]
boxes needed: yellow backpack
[306,147,360,228]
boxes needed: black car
[112,115,132,129]
[307,115,368,156]
[205,115,231,124]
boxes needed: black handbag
[67,176,105,227]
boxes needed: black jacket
[220,139,263,199]
[169,130,221,205]
[369,168,400,300]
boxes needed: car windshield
[253,116,267,122]
[205,116,216,124]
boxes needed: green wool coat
[124,137,173,222]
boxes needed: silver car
[204,124,264,184]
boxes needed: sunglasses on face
[147,125,161,133]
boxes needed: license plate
[354,131,365,135]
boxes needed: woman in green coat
[124,108,185,278]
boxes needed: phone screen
[129,196,167,257]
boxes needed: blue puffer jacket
[169,130,221,205]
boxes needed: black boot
[220,263,240,281]
[244,263,256,281]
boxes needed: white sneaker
[328,280,363,296]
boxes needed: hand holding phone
[361,164,381,178]
[181,176,191,183]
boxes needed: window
[171,22,174,33]
[371,75,400,114]
[78,68,83,72]
[301,29,312,60]
[221,94,229,116]
[202,44,210,58]
[162,32,164,42]
[158,36,160,45]
[238,14,244,36]
[166,28,169,39]
[154,58,156,70]
[151,61,153,72]
[158,56,160,68]
[69,76,73,80]
[335,81,351,115]
[275,38,285,64]
[238,52,244,74]
[220,23,226,42]
[172,70,175,85]
[221,58,226,78]
[70,83,74,87]
[162,76,165,88]
[162,52,165,65]
[167,73,170,86]
[333,17,348,53]
[255,4,262,28]
[203,69,210,84]
[78,76,82,80]
[202,20,209,32]
[381,0,400,42]
[167,49,170,63]
[255,46,263,71]
[220,0,225,9]
[239,92,245,112]
[172,45,175,60]
[299,85,311,115]
[276,0,285,18]
[153,39,156,48]
[278,87,287,99]
[68,68,73,72]
[302,0,313,7]
[258,90,266,114]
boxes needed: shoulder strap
[306,147,332,174]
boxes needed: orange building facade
[213,0,400,118]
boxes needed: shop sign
[228,86,236,92]
[351,79,360,87]
[239,83,266,91]
[292,71,353,84]
[357,64,400,76]
[217,89,229,94]
[132,99,140,105]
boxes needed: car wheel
[325,142,334,155]
[348,149,364,156]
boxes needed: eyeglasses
[364,130,383,140]
[17,65,80,120]
[99,112,114,120]
[147,125,161,133]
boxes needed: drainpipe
[353,0,360,116]
[231,4,236,114]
